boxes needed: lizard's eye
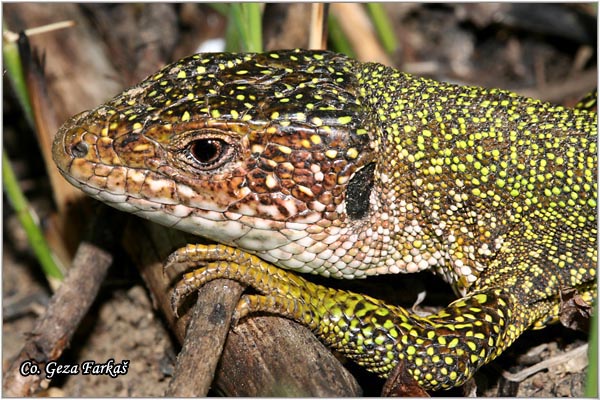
[187,138,233,170]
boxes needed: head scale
[54,50,376,259]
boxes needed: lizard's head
[53,50,377,260]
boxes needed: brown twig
[17,28,82,218]
[516,68,597,104]
[166,280,243,396]
[308,3,328,50]
[2,206,116,396]
[502,344,589,382]
[382,359,429,397]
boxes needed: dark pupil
[190,139,223,164]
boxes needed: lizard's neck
[310,62,481,287]
[246,63,456,282]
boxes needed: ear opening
[345,162,376,220]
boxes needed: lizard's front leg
[166,243,536,391]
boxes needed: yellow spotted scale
[52,49,597,391]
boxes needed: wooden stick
[2,207,116,396]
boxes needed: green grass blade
[3,26,34,127]
[3,150,64,282]
[228,3,263,53]
[327,13,355,57]
[366,3,397,54]
[206,3,229,17]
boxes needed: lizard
[52,49,597,391]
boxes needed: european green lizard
[52,49,597,391]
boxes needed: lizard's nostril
[71,141,88,158]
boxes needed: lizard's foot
[165,244,324,325]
